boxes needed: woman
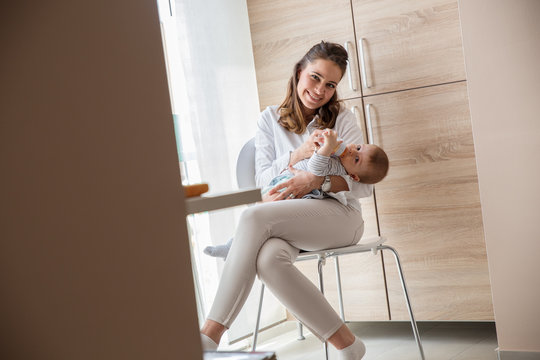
[201,41,372,360]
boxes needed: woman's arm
[317,174,349,192]
[254,111,290,187]
[255,108,325,188]
[265,168,349,201]
[266,167,324,200]
[288,130,325,167]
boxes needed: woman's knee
[239,205,272,230]
[256,238,298,282]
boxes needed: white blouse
[254,105,373,211]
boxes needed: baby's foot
[200,333,218,351]
[203,238,233,259]
[337,336,366,360]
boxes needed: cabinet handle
[365,103,374,144]
[344,41,357,92]
[352,105,361,122]
[358,38,370,89]
[352,105,368,144]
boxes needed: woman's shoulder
[335,103,356,124]
[261,105,280,117]
[259,105,280,125]
[333,103,364,141]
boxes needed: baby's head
[340,144,389,184]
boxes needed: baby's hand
[318,129,341,156]
[323,129,339,143]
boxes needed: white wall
[0,1,201,359]
[459,0,540,353]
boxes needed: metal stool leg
[382,245,425,360]
[252,283,265,351]
[334,256,346,321]
[317,255,329,360]
[297,322,305,340]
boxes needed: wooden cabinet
[366,82,493,320]
[247,0,465,106]
[352,0,466,95]
[246,0,493,321]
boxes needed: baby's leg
[203,238,233,259]
[261,173,293,196]
[204,173,295,260]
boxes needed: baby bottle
[332,142,347,157]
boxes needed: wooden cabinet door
[365,82,493,320]
[247,0,362,109]
[352,0,466,95]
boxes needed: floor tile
[250,321,498,360]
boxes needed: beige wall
[459,0,540,353]
[0,1,201,359]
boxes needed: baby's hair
[360,146,389,184]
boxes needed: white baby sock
[337,336,366,360]
[203,238,233,259]
[200,333,219,351]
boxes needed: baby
[204,129,389,259]
[263,129,388,197]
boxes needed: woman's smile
[306,90,323,103]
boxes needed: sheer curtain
[157,0,285,343]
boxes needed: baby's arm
[307,152,348,177]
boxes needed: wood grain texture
[352,0,466,95]
[247,0,362,109]
[366,82,493,320]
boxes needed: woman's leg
[203,199,364,344]
[257,235,364,342]
[257,236,366,359]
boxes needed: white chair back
[236,138,256,189]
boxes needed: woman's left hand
[266,166,323,201]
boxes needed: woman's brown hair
[278,41,348,134]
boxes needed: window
[156,0,285,344]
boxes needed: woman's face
[296,59,343,116]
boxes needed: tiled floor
[245,321,498,360]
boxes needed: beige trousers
[207,198,364,341]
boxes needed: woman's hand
[289,130,325,166]
[262,191,282,202]
[266,166,324,201]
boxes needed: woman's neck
[301,106,317,124]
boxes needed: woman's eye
[355,157,359,163]
[311,74,320,80]
[357,146,362,151]
[327,83,335,89]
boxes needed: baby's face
[340,144,377,182]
